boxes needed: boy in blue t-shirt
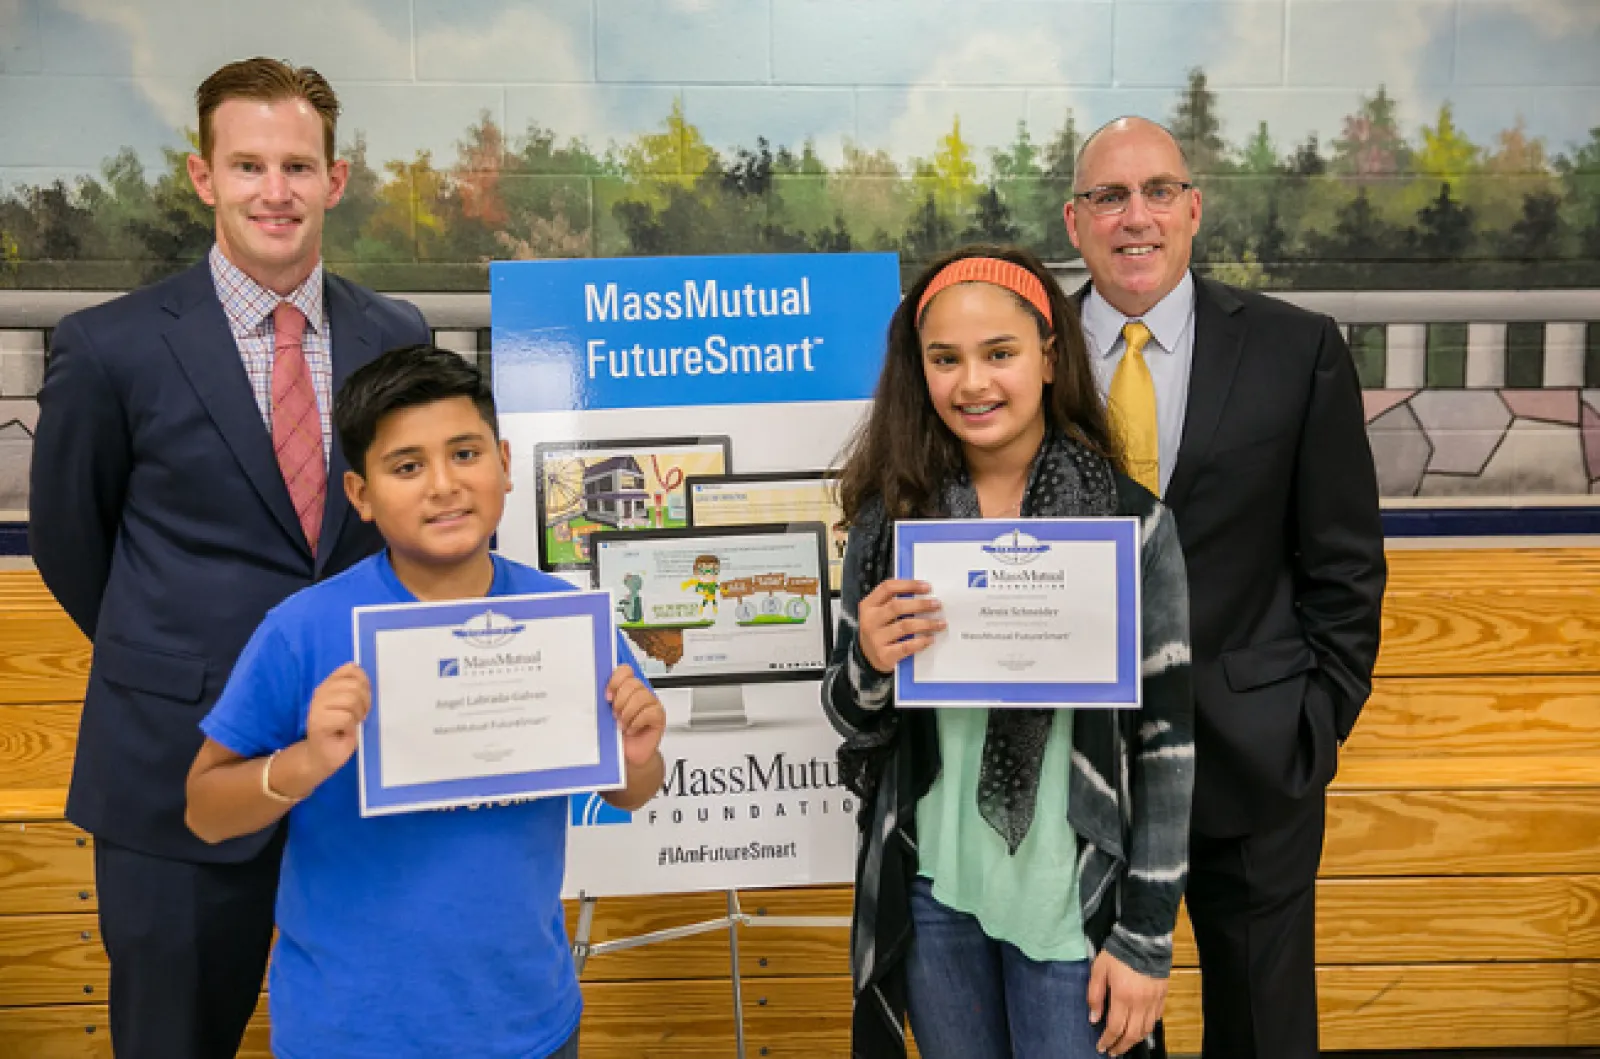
[185,344,666,1059]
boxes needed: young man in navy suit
[29,57,430,1059]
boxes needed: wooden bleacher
[1,549,1598,1056]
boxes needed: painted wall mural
[1,0,1598,513]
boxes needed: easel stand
[571,890,850,1059]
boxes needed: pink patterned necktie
[271,302,326,555]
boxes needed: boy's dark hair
[837,244,1122,524]
[335,344,498,474]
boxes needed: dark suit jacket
[29,260,430,863]
[1081,273,1386,837]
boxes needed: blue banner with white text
[490,253,900,412]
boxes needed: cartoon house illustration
[582,456,650,528]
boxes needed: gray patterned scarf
[853,429,1118,852]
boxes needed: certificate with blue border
[893,518,1141,709]
[353,591,625,817]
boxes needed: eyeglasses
[1073,180,1194,216]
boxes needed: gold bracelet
[261,750,301,805]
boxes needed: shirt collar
[207,244,326,339]
[1082,270,1196,358]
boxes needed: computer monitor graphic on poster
[591,523,834,730]
[685,471,845,595]
[533,436,731,574]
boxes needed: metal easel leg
[571,894,598,975]
[727,890,748,1059]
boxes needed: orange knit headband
[915,257,1054,327]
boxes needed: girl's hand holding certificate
[856,579,946,674]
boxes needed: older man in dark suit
[1063,116,1386,1058]
[29,58,429,1059]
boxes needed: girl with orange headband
[824,246,1194,1059]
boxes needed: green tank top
[915,707,1089,963]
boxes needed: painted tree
[621,100,715,196]
[771,139,833,239]
[1170,68,1225,173]
[371,151,448,261]
[1332,86,1409,179]
[1239,121,1280,175]
[990,120,1054,249]
[1289,135,1327,178]
[914,116,980,226]
[1484,118,1549,175]
[965,186,1019,243]
[454,112,508,229]
[828,142,909,251]
[130,143,213,279]
[1556,127,1600,262]
[1414,182,1475,259]
[1415,104,1479,188]
[902,192,954,266]
[1310,188,1404,263]
[1505,191,1564,260]
[325,133,383,265]
[1034,111,1084,260]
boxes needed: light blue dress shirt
[1081,271,1197,495]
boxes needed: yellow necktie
[1110,321,1160,495]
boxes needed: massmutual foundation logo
[571,792,632,827]
[981,529,1050,566]
[972,529,1064,588]
[452,609,528,648]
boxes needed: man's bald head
[1074,117,1192,191]
[1063,115,1203,318]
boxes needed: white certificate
[892,518,1141,709]
[354,590,625,816]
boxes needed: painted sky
[1,0,1598,191]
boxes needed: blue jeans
[546,1029,579,1059]
[906,877,1103,1059]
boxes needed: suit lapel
[317,275,378,576]
[161,263,306,552]
[1163,275,1247,511]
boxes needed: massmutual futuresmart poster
[491,252,899,898]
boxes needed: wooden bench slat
[1383,548,1600,592]
[1333,754,1600,790]
[0,789,69,823]
[1324,788,1600,876]
[0,913,105,1006]
[1350,675,1600,757]
[5,675,1599,796]
[0,702,78,789]
[9,963,1600,1057]
[569,876,1600,981]
[1377,590,1600,676]
[2,875,1589,993]
[0,822,94,914]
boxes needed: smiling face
[918,281,1055,466]
[344,396,512,573]
[186,96,348,295]
[1064,118,1202,318]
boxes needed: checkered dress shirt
[208,245,333,460]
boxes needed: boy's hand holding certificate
[353,590,629,816]
[304,662,372,782]
[891,518,1142,710]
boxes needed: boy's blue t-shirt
[202,551,631,1059]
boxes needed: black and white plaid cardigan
[822,472,1195,1059]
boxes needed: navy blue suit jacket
[29,260,430,862]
